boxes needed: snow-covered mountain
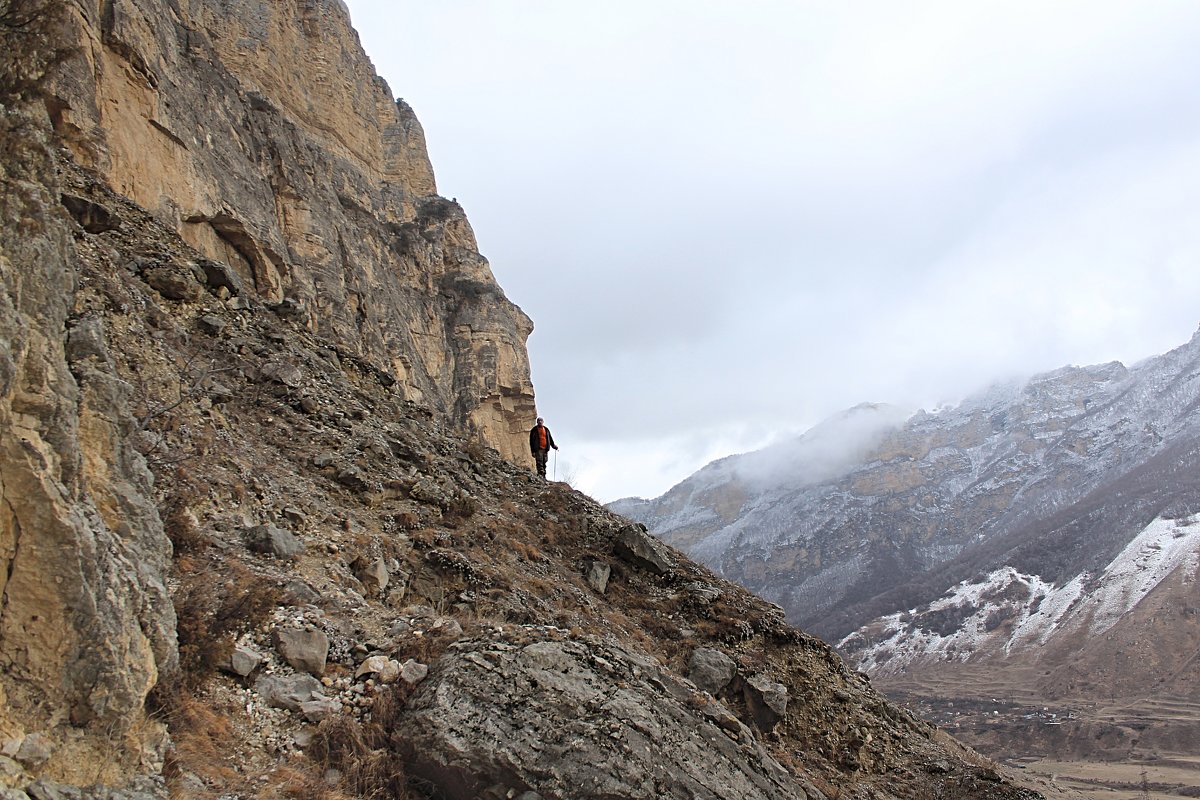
[611,326,1200,680]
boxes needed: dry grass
[162,477,211,555]
[162,693,243,795]
[308,688,419,799]
[173,557,280,692]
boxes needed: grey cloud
[348,1,1200,500]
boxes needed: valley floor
[1022,758,1200,799]
[877,665,1200,799]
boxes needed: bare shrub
[161,693,241,792]
[308,688,419,799]
[173,558,280,691]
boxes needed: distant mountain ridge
[613,327,1200,767]
[612,325,1200,664]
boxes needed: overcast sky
[344,1,1200,502]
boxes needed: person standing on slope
[528,417,558,478]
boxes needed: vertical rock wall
[0,107,175,786]
[50,0,536,461]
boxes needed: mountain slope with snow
[613,326,1200,679]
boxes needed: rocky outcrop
[50,0,536,460]
[398,630,825,800]
[0,107,175,787]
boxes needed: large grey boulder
[688,647,738,696]
[273,628,329,675]
[396,629,825,800]
[613,524,675,574]
[743,673,790,731]
[244,524,304,559]
[254,674,326,713]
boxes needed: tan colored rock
[0,105,174,785]
[52,0,536,461]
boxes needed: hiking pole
[552,450,557,481]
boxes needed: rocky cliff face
[51,0,535,462]
[0,103,176,788]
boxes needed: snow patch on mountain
[843,513,1200,674]
[1081,515,1200,634]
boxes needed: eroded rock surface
[398,629,825,800]
[51,0,536,460]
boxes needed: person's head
[536,417,544,425]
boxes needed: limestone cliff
[0,105,176,787]
[51,0,535,461]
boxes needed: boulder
[396,630,822,800]
[281,579,321,607]
[196,258,244,296]
[244,524,304,559]
[612,524,675,574]
[300,697,342,723]
[274,628,329,675]
[356,655,401,683]
[743,673,789,731]
[254,674,326,712]
[399,659,429,685]
[687,647,737,696]
[142,266,205,302]
[224,645,263,677]
[585,561,611,593]
[352,556,390,594]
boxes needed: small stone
[197,314,227,335]
[281,578,320,607]
[225,645,263,677]
[299,397,320,414]
[431,617,463,638]
[206,381,235,404]
[356,656,402,683]
[260,359,304,388]
[300,697,341,723]
[400,659,429,685]
[0,755,21,783]
[282,506,306,525]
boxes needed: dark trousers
[533,448,549,477]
